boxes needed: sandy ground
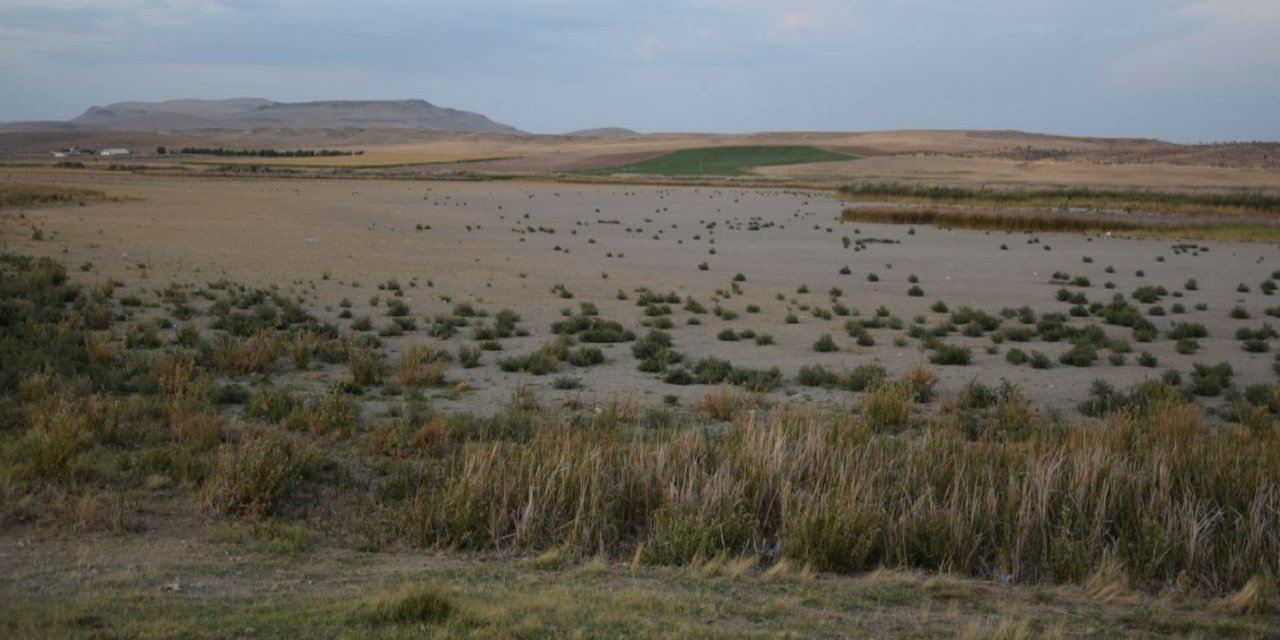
[4,167,1280,417]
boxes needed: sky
[0,0,1277,142]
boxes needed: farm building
[100,148,131,156]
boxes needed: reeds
[838,183,1280,216]
[401,396,1280,592]
[841,207,1145,234]
[839,206,1280,242]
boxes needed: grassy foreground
[578,145,852,176]
[4,540,1274,639]
[2,250,1280,636]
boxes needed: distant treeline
[839,184,1280,215]
[179,148,363,157]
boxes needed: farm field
[3,167,1280,636]
[576,145,854,176]
[182,151,510,168]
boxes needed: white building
[100,148,131,157]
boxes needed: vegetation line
[840,206,1280,242]
[839,183,1280,216]
[0,184,107,208]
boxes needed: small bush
[813,333,838,352]
[204,431,314,519]
[862,380,914,428]
[364,583,455,625]
[399,343,450,387]
[929,344,972,366]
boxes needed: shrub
[457,345,482,369]
[348,343,386,386]
[552,376,581,390]
[399,343,450,387]
[500,340,569,375]
[862,380,914,428]
[693,357,734,385]
[929,343,972,366]
[1169,322,1208,340]
[1188,362,1233,397]
[210,330,283,375]
[813,334,838,352]
[1006,348,1028,365]
[1059,342,1098,367]
[1029,351,1053,369]
[797,364,838,388]
[204,431,314,519]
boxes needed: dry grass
[210,329,283,375]
[185,152,510,168]
[398,342,451,387]
[841,206,1280,243]
[401,395,1280,592]
[1219,573,1278,616]
[0,184,107,208]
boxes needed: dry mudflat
[5,167,1280,416]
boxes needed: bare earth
[4,167,1279,417]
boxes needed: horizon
[1,1,1278,143]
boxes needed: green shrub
[929,344,972,366]
[813,334,838,352]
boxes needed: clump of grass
[399,343,451,387]
[861,380,915,428]
[1218,573,1278,616]
[210,330,283,375]
[204,430,315,519]
[363,583,455,625]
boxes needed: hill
[564,127,638,138]
[24,98,523,134]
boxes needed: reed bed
[401,398,1280,592]
[839,183,1280,216]
[840,206,1280,242]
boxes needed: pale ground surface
[4,168,1280,418]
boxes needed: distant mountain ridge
[44,98,523,133]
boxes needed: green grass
[577,146,853,177]
[2,549,1272,639]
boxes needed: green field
[578,145,852,177]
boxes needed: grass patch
[578,146,852,177]
[840,207,1280,242]
[0,184,108,208]
[838,183,1280,216]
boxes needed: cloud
[1107,0,1280,84]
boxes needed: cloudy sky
[1,0,1277,141]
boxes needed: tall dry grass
[402,396,1280,592]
